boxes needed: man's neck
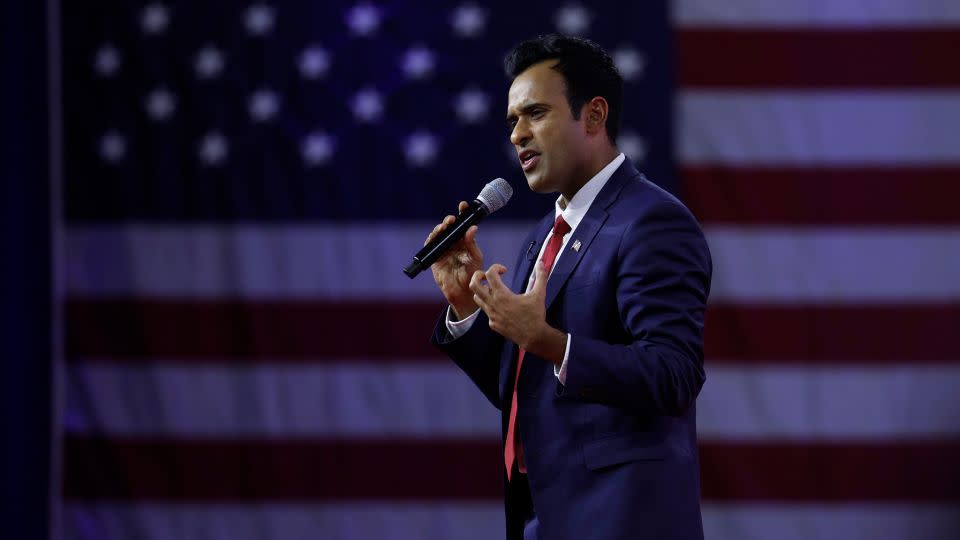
[560,146,621,202]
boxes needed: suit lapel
[499,158,639,399]
[544,158,637,309]
[511,216,553,293]
[544,209,606,308]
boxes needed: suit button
[578,388,594,398]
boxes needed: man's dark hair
[504,34,623,142]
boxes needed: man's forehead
[507,63,564,110]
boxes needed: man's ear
[584,97,609,135]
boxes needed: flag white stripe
[64,361,499,437]
[701,504,960,540]
[679,92,960,164]
[63,224,530,300]
[62,503,960,540]
[65,362,960,439]
[707,227,960,302]
[674,0,960,27]
[698,364,960,440]
[63,503,504,540]
[64,226,960,301]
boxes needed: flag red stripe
[66,299,960,363]
[679,28,960,88]
[700,441,960,502]
[62,436,503,501]
[65,299,446,361]
[682,166,960,225]
[63,436,960,502]
[705,304,960,363]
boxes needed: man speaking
[424,34,712,540]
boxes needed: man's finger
[469,270,490,300]
[424,227,438,246]
[486,264,509,293]
[424,215,459,247]
[464,226,483,260]
[464,225,478,244]
[531,261,548,296]
[424,223,441,246]
[458,200,469,213]
[473,291,491,315]
[436,216,454,234]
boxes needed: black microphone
[403,178,513,278]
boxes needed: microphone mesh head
[476,178,513,213]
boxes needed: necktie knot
[553,214,571,237]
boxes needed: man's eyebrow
[506,102,550,122]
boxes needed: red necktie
[505,214,572,481]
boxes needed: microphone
[403,178,513,278]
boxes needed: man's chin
[525,173,554,194]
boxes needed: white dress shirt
[445,153,625,384]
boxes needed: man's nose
[510,119,531,147]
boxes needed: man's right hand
[427,201,484,320]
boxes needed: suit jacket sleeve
[560,200,712,417]
[431,308,506,410]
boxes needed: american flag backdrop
[57,1,960,539]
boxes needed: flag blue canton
[62,1,674,222]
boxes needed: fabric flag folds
[59,1,960,539]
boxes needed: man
[426,34,712,540]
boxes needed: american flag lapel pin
[572,239,582,252]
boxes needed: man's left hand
[469,262,567,365]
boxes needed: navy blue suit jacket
[432,159,712,540]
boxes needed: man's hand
[428,201,484,320]
[469,261,567,365]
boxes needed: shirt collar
[554,152,625,232]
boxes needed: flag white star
[450,4,486,38]
[351,88,383,123]
[345,3,381,37]
[454,88,489,123]
[554,4,591,35]
[93,44,121,77]
[195,45,225,79]
[298,46,330,79]
[141,3,170,35]
[613,47,646,81]
[618,131,647,163]
[99,130,126,163]
[198,132,229,166]
[245,3,275,36]
[248,89,281,122]
[401,45,435,80]
[302,131,336,166]
[405,131,438,167]
[145,88,176,121]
